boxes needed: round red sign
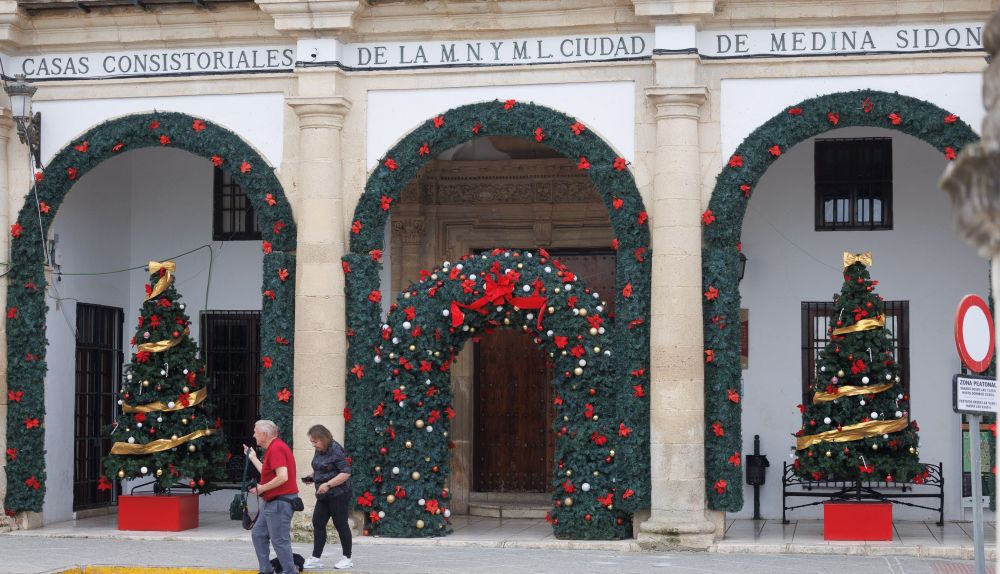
[954,294,995,373]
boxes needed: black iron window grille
[213,167,261,241]
[815,137,893,231]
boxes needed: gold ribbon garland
[146,260,176,301]
[796,418,909,450]
[110,428,213,455]
[122,388,209,413]
[832,316,886,336]
[812,381,895,403]
[138,327,190,353]
[843,252,873,270]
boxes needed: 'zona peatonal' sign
[953,374,998,416]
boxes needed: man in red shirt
[245,419,298,574]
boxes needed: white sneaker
[334,556,354,570]
[303,556,324,570]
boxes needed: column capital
[287,96,352,129]
[645,86,708,120]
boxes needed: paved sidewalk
[0,512,994,574]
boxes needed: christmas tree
[794,252,927,484]
[101,261,227,493]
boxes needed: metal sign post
[953,294,996,574]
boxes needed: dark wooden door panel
[473,250,615,493]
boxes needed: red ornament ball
[188,480,196,488]
[198,479,205,487]
[584,514,592,521]
[379,447,388,455]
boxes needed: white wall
[43,146,262,522]
[366,81,636,170]
[736,126,989,521]
[35,93,285,168]
[721,74,985,161]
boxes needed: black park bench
[782,461,944,525]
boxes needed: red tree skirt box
[118,493,199,531]
[823,501,892,541]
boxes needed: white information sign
[953,374,998,416]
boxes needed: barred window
[815,138,893,231]
[213,168,260,241]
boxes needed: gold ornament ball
[142,380,150,387]
[156,469,163,477]
[503,318,510,325]
[592,415,599,421]
[434,351,440,358]
[554,288,561,294]
[825,451,832,458]
[517,263,523,269]
[871,444,878,451]
[405,441,413,449]
[609,450,615,456]
[589,328,598,336]
[548,307,556,314]
[374,466,381,473]
[565,470,572,477]
[411,471,421,480]
[837,370,845,378]
[593,471,599,476]
[415,420,425,429]
[187,444,197,453]
[416,520,425,529]
[909,447,916,454]
[563,497,573,507]
[181,418,189,425]
[593,347,601,353]
[387,495,396,504]
[182,386,189,393]
[409,345,416,351]
[578,308,587,317]
[574,367,584,376]
[117,470,126,478]
[205,429,213,436]
[423,456,431,462]
[403,292,411,299]
[171,434,179,440]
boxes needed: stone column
[0,112,15,529]
[392,216,426,287]
[638,86,716,550]
[286,96,351,461]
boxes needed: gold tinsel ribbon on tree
[122,388,208,413]
[110,429,214,455]
[137,327,190,353]
[146,260,176,301]
[812,381,894,403]
[796,418,909,450]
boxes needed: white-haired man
[245,419,298,574]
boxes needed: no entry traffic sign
[954,295,995,374]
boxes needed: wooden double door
[472,251,615,492]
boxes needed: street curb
[711,542,997,560]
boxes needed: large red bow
[451,271,547,329]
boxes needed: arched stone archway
[701,90,979,512]
[3,112,297,513]
[343,100,654,534]
[353,249,643,540]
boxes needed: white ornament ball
[140,466,148,474]
[596,305,604,313]
[823,417,831,424]
[378,511,386,518]
[118,399,124,405]
[444,509,451,518]
[403,322,411,330]
[547,330,554,337]
[565,284,572,291]
[442,310,450,317]
[374,356,382,363]
[897,394,904,400]
[886,373,893,380]
[895,411,903,418]
[392,467,400,475]
[831,377,839,384]
[469,274,477,280]
[579,359,587,367]
[598,327,606,334]
[143,332,150,339]
[859,400,866,406]
[179,304,185,310]
[183,369,189,375]
[523,285,531,292]
[427,426,433,432]
[127,437,136,444]
[419,499,426,506]
[127,373,133,380]
[861,376,869,384]
[544,267,552,273]
[820,366,826,372]
[392,337,399,345]
[581,483,591,492]
[870,412,878,419]
[157,417,163,423]
[167,402,175,409]
[136,422,143,428]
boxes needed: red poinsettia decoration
[618,422,632,437]
[265,193,277,206]
[263,289,275,300]
[25,476,41,490]
[75,140,89,153]
[728,389,740,404]
[351,220,363,234]
[6,224,18,239]
[637,211,648,225]
[33,171,43,182]
[714,479,728,494]
[342,260,351,274]
[38,201,50,214]
[276,387,291,403]
[702,209,715,225]
[534,127,545,142]
[472,121,482,134]
[712,421,724,437]
[728,452,741,466]
[419,143,430,156]
[945,146,957,160]
[632,384,646,398]
[8,390,23,403]
[211,155,223,167]
[861,98,875,113]
[277,268,289,282]
[728,154,743,168]
[704,286,719,301]
[432,115,444,128]
[577,157,590,170]
[262,356,273,369]
[788,107,803,116]
[944,114,958,124]
[827,112,840,125]
[613,157,627,171]
[7,307,16,319]
[351,364,364,379]
[503,99,516,110]
[740,184,751,197]
[192,119,206,132]
[369,249,383,261]
[6,447,17,461]
[622,282,633,298]
[379,195,393,211]
[704,349,715,362]
[24,417,40,429]
[570,121,586,135]
[888,112,902,125]
[368,290,381,303]
[159,135,172,146]
[262,241,273,254]
[67,167,78,180]
[240,161,252,174]
[768,145,781,157]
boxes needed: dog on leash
[270,553,305,573]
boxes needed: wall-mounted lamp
[738,252,748,282]
[4,74,41,169]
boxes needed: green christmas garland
[702,89,979,512]
[4,112,297,514]
[343,100,652,538]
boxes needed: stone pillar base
[14,511,42,530]
[637,516,716,551]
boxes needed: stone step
[467,502,549,519]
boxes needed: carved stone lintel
[406,159,600,205]
[392,218,426,245]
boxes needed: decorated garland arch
[4,112,297,514]
[353,249,643,539]
[701,89,979,512]
[342,100,652,539]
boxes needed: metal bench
[782,461,944,525]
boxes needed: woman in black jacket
[302,424,353,570]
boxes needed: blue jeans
[251,498,295,573]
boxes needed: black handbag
[237,451,258,530]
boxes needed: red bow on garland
[450,270,548,330]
